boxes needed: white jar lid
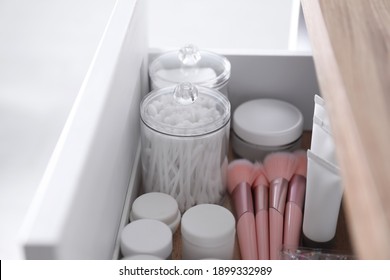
[120,219,172,259]
[181,204,235,247]
[233,99,303,146]
[130,192,181,233]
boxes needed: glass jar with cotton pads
[181,204,236,260]
[130,192,181,233]
[232,99,304,162]
[120,219,172,259]
[140,82,231,213]
[149,44,231,96]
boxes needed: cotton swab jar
[140,82,231,213]
[148,44,231,96]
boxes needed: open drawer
[19,0,325,259]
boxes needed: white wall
[147,0,295,52]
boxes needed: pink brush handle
[237,211,258,260]
[255,209,269,260]
[283,202,303,249]
[269,208,283,260]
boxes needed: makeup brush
[252,162,270,260]
[227,159,259,260]
[264,152,298,260]
[283,150,307,250]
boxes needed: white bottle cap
[130,192,181,233]
[120,219,172,259]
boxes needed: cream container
[149,44,231,96]
[140,82,231,213]
[130,192,181,233]
[232,98,304,162]
[181,204,236,260]
[120,219,172,259]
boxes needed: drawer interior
[19,0,342,260]
[112,134,354,260]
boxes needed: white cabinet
[18,0,318,259]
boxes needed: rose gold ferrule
[231,182,254,220]
[287,174,306,210]
[253,184,268,213]
[269,178,288,214]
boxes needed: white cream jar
[130,192,181,233]
[181,204,236,260]
[120,219,172,259]
[232,98,304,162]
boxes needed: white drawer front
[20,0,148,259]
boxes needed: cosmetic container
[232,99,303,162]
[140,82,231,213]
[149,44,231,96]
[180,204,236,260]
[130,192,181,233]
[302,150,343,246]
[120,219,172,259]
[311,95,338,166]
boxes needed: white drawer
[19,0,319,259]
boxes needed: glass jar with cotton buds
[140,82,231,213]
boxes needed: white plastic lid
[120,219,172,259]
[130,192,181,233]
[233,99,303,146]
[181,204,235,247]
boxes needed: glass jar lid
[140,82,230,137]
[149,44,231,90]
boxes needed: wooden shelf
[301,0,390,259]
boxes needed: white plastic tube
[302,150,343,243]
[311,95,338,166]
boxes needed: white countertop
[0,0,116,259]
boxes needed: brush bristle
[227,159,254,193]
[252,162,268,187]
[263,152,298,182]
[294,150,308,177]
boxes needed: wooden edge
[301,0,390,259]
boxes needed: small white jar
[232,98,304,162]
[181,204,236,260]
[130,192,181,233]
[120,219,172,259]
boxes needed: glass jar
[140,82,231,212]
[149,44,231,96]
